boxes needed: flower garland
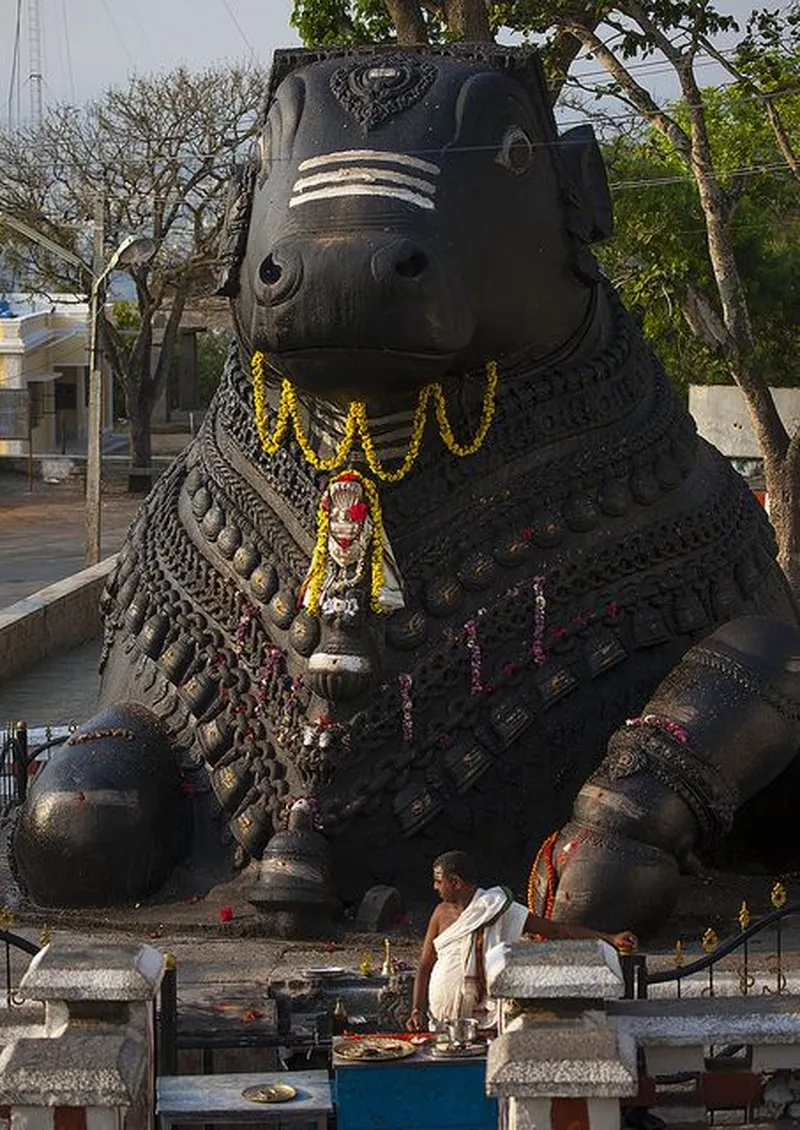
[398,673,414,744]
[529,575,546,666]
[625,714,689,744]
[234,601,260,656]
[304,469,387,616]
[250,351,498,483]
[434,364,498,458]
[527,828,560,921]
[464,616,485,696]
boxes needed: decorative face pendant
[326,476,372,574]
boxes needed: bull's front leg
[529,616,800,934]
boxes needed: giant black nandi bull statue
[13,45,800,934]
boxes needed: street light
[0,211,154,566]
[85,234,154,566]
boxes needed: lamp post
[85,234,154,566]
[0,210,154,566]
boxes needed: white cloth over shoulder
[428,886,529,1024]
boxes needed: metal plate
[335,1037,417,1062]
[241,1082,298,1103]
[430,1042,487,1058]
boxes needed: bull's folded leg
[530,616,800,934]
[11,703,189,908]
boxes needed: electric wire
[60,0,76,104]
[219,0,261,66]
[97,0,136,70]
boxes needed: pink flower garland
[529,575,546,666]
[464,618,484,695]
[256,646,282,716]
[234,602,259,655]
[625,714,689,744]
[398,673,414,744]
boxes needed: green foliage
[291,0,397,45]
[195,331,230,408]
[598,75,800,395]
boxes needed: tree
[291,0,800,595]
[0,65,264,471]
[290,0,612,92]
[597,78,800,397]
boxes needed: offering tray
[335,1036,417,1062]
[429,1041,487,1059]
[241,1082,298,1102]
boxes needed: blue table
[334,1045,497,1130]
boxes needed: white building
[0,294,112,459]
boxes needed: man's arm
[406,906,445,1032]
[523,913,637,952]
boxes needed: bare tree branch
[561,20,692,158]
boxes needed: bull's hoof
[12,704,188,907]
[530,821,680,937]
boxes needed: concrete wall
[690,386,800,459]
[0,557,116,686]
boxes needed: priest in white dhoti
[406,850,637,1031]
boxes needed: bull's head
[219,46,612,403]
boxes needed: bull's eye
[497,126,533,175]
[260,255,283,285]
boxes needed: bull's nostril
[260,255,283,285]
[395,250,428,279]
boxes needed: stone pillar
[485,940,638,1130]
[0,941,165,1130]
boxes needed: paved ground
[0,473,143,607]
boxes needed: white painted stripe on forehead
[298,149,440,176]
[293,167,436,197]
[289,184,436,211]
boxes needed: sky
[1,0,301,123]
[0,0,773,128]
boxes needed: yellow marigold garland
[251,353,499,619]
[251,352,358,471]
[434,361,498,457]
[305,470,387,616]
[250,351,498,481]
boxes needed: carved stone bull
[12,46,800,934]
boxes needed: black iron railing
[622,894,800,999]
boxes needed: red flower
[348,501,369,523]
[521,525,533,541]
[219,906,234,923]
[338,472,359,482]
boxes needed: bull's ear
[558,125,613,244]
[215,160,257,298]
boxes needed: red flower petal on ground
[219,905,234,923]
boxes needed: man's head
[432,850,478,903]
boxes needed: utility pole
[27,0,43,129]
[85,195,105,567]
